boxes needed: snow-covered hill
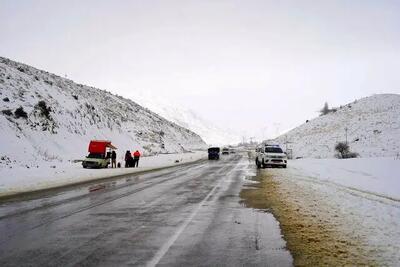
[0,57,207,168]
[272,94,400,158]
[130,92,241,146]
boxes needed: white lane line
[146,177,225,267]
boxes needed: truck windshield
[87,153,105,159]
[265,147,283,153]
[208,148,220,153]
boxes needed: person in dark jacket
[125,150,131,168]
[111,151,117,168]
[133,150,141,167]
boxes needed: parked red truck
[82,140,117,169]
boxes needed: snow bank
[289,157,400,200]
[275,157,400,265]
[0,151,206,198]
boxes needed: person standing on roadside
[125,150,131,168]
[111,151,117,168]
[133,150,141,167]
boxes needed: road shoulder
[240,169,376,266]
[0,151,206,200]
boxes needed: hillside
[272,94,400,158]
[130,91,241,146]
[0,57,207,168]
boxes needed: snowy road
[0,154,292,266]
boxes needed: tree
[320,102,330,116]
[335,142,349,158]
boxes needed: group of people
[124,150,141,168]
[108,150,141,168]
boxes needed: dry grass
[240,170,376,267]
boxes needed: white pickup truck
[255,144,287,169]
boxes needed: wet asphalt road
[0,154,292,267]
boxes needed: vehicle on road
[222,147,230,155]
[256,144,287,169]
[82,140,117,168]
[208,147,220,160]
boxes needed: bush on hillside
[344,152,359,158]
[2,109,13,116]
[35,100,51,119]
[14,106,28,119]
[335,142,358,159]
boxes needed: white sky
[1,0,400,140]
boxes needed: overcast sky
[1,0,400,140]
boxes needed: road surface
[0,154,293,266]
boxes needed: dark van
[208,147,220,160]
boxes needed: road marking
[146,176,225,267]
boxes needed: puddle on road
[237,174,293,265]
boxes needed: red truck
[82,140,117,169]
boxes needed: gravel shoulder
[240,168,379,266]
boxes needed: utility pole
[345,127,348,145]
[284,136,289,152]
[283,136,293,159]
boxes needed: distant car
[208,147,220,160]
[255,144,287,168]
[221,148,230,155]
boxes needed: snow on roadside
[276,158,400,266]
[289,157,400,200]
[0,151,206,198]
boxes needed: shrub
[2,109,13,116]
[335,142,358,159]
[35,100,51,119]
[14,106,28,119]
[2,97,9,102]
[344,152,359,158]
[335,142,349,158]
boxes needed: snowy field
[0,151,206,198]
[277,157,400,265]
[290,157,400,200]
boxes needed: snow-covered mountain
[0,57,207,168]
[272,94,400,158]
[130,92,241,146]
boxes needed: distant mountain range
[130,92,241,146]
